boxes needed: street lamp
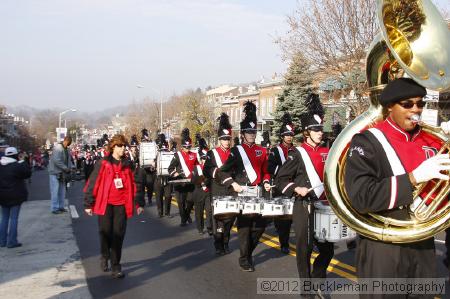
[59,109,76,128]
[136,85,164,131]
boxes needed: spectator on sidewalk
[0,147,32,248]
[48,136,73,214]
[84,134,145,279]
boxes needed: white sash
[368,128,406,210]
[237,145,258,184]
[196,165,203,176]
[367,128,405,175]
[276,146,286,165]
[297,147,324,199]
[177,151,191,178]
[212,149,223,167]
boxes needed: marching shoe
[112,271,125,279]
[100,258,109,272]
[280,247,290,254]
[240,264,254,272]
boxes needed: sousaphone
[324,0,450,243]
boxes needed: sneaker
[7,243,22,248]
[158,214,164,218]
[59,208,68,213]
[180,222,187,227]
[198,230,205,235]
[51,210,61,214]
[207,229,213,236]
[215,249,225,256]
[224,245,231,254]
[112,271,125,279]
[165,214,173,218]
[187,216,193,224]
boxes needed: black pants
[193,187,210,232]
[177,190,194,224]
[445,228,450,267]
[356,237,436,299]
[274,218,292,249]
[292,200,334,279]
[144,171,156,204]
[98,204,127,272]
[237,214,266,267]
[155,177,172,216]
[213,216,235,250]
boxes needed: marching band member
[275,94,334,281]
[139,130,156,206]
[204,113,234,255]
[344,78,449,293]
[83,145,95,181]
[267,113,296,254]
[216,101,271,272]
[155,133,173,218]
[168,128,199,227]
[191,136,212,234]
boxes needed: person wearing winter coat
[0,147,32,248]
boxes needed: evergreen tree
[272,52,313,140]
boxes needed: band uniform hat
[5,147,18,156]
[279,112,295,136]
[181,128,192,148]
[379,77,427,107]
[217,112,232,139]
[141,128,150,141]
[130,135,139,147]
[240,101,258,132]
[301,93,324,131]
[197,136,209,159]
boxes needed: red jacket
[84,158,138,218]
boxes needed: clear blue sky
[1,0,448,111]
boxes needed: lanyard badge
[114,167,124,189]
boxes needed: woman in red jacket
[84,134,144,279]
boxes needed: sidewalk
[0,197,91,299]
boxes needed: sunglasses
[115,144,125,148]
[397,100,426,109]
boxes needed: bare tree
[181,90,215,143]
[276,0,377,116]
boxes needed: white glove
[440,120,450,135]
[412,154,450,183]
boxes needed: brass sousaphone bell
[324,0,450,243]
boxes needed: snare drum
[240,197,263,217]
[139,142,157,167]
[213,196,240,220]
[168,178,191,186]
[261,198,285,217]
[157,151,174,176]
[313,201,356,243]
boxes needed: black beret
[380,78,426,106]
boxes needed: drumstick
[307,183,323,193]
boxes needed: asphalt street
[64,176,450,299]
